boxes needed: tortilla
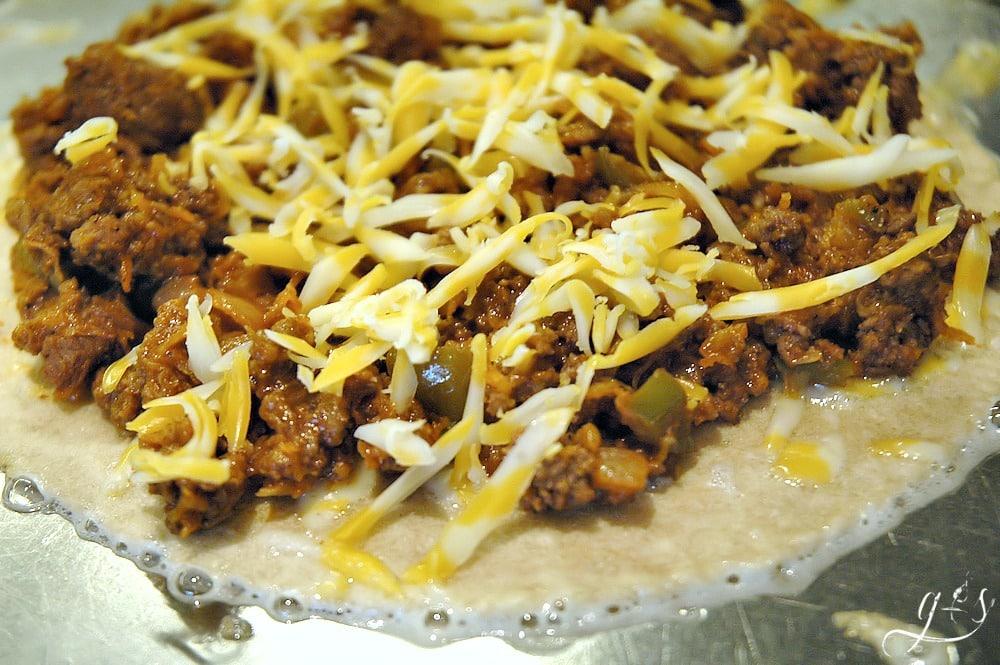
[1,0,999,643]
[0,101,997,637]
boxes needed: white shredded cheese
[53,117,118,164]
[354,419,435,466]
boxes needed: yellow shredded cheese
[127,387,230,485]
[53,117,118,164]
[388,350,418,414]
[219,347,251,448]
[450,334,489,490]
[944,222,992,344]
[404,408,574,584]
[108,0,976,587]
[312,340,393,393]
[591,304,706,369]
[99,346,139,394]
[711,206,961,320]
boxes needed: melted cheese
[773,438,843,485]
[404,408,574,583]
[870,438,949,466]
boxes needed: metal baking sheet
[1,1,998,662]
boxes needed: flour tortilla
[0,102,998,638]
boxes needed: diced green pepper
[414,341,473,421]
[616,368,687,445]
[595,147,649,189]
[11,237,56,287]
[786,358,855,390]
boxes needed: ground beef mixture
[6,0,999,536]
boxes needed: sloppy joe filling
[5,0,997,584]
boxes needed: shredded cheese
[944,222,992,344]
[757,135,957,191]
[102,0,977,589]
[185,295,223,384]
[651,149,754,249]
[711,206,961,320]
[404,408,574,583]
[126,387,231,485]
[354,419,435,466]
[53,117,118,164]
[100,346,139,394]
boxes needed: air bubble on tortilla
[177,569,214,596]
[2,476,47,513]
[520,613,538,627]
[272,595,304,622]
[114,542,128,555]
[139,551,162,569]
[776,564,797,580]
[219,614,253,642]
[424,609,450,627]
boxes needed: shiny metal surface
[1,1,999,663]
